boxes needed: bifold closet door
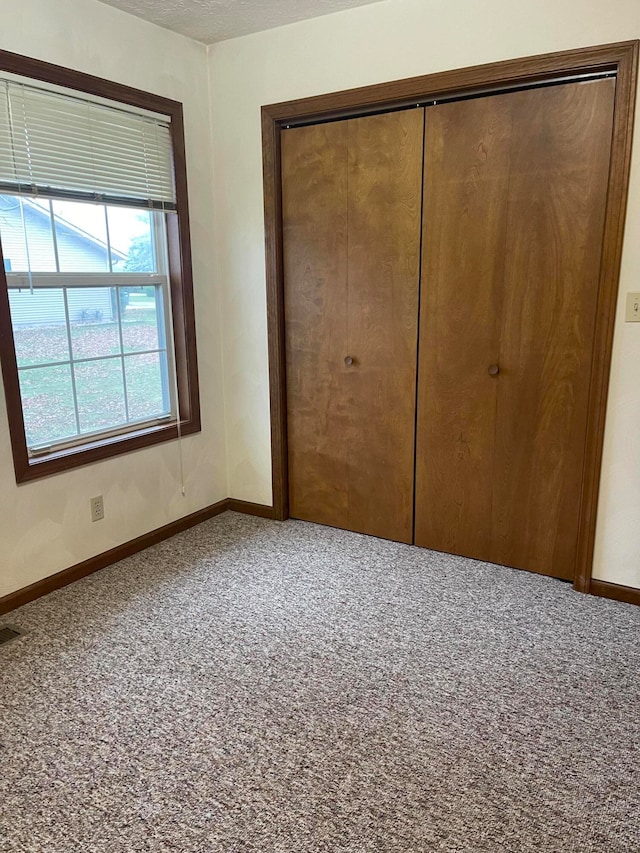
[282,110,423,542]
[415,80,616,578]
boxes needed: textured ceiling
[96,0,385,44]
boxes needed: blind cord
[5,84,34,294]
[17,196,34,295]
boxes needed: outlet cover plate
[90,495,104,522]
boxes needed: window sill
[12,415,200,484]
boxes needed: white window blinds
[0,80,176,210]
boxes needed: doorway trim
[261,40,638,594]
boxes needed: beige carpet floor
[1,512,639,852]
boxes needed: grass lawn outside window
[15,292,170,448]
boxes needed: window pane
[8,288,70,366]
[52,200,109,272]
[125,352,169,421]
[108,207,155,272]
[0,194,56,272]
[121,286,162,352]
[67,286,117,325]
[19,364,77,446]
[68,287,120,358]
[75,357,126,433]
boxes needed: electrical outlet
[90,495,104,522]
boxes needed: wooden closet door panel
[282,110,423,542]
[282,122,350,526]
[415,96,514,558]
[346,110,423,542]
[490,80,615,578]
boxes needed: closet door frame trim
[261,40,638,595]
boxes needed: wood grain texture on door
[415,95,514,560]
[415,79,615,579]
[282,121,350,529]
[490,80,615,579]
[282,110,423,542]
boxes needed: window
[0,50,200,482]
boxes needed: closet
[281,77,616,580]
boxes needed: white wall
[209,0,640,588]
[0,0,227,597]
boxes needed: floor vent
[0,625,24,647]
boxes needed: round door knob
[344,356,354,366]
[488,363,500,377]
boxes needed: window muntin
[1,195,175,455]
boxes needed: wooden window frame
[0,48,201,483]
[261,40,639,593]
